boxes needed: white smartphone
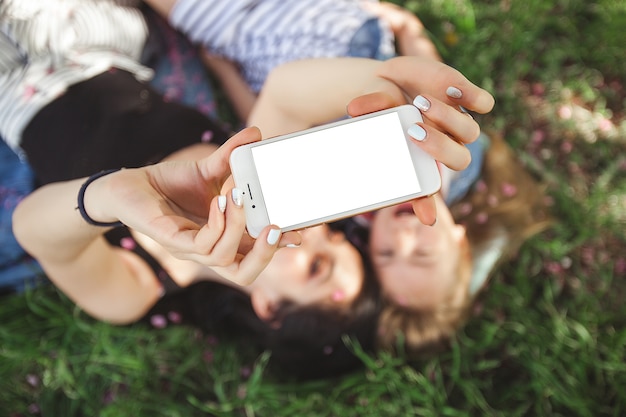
[229,104,441,237]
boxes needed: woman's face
[248,224,364,318]
[369,195,468,310]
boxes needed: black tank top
[105,227,182,294]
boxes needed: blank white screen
[251,112,421,228]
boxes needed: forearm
[13,175,160,323]
[201,50,257,122]
[13,178,107,263]
[369,2,442,60]
[248,58,406,138]
[212,70,256,122]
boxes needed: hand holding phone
[229,105,441,237]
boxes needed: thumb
[346,92,402,117]
[200,126,262,178]
[411,195,438,226]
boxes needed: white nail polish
[408,125,427,142]
[412,95,431,112]
[267,228,281,245]
[217,195,227,213]
[446,86,463,99]
[286,243,301,248]
[231,188,243,207]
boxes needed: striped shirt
[0,0,152,152]
[170,0,394,93]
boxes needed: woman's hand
[89,127,300,285]
[347,56,495,225]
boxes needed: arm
[12,177,162,324]
[250,56,494,141]
[13,129,299,324]
[249,55,495,225]
[248,58,403,137]
[201,50,258,122]
[362,1,442,61]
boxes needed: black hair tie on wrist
[76,168,124,227]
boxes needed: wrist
[77,169,124,227]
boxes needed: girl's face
[369,195,469,310]
[248,224,364,319]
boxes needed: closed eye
[309,255,333,283]
[374,250,394,266]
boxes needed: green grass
[2,0,625,415]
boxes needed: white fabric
[170,0,391,92]
[470,229,509,296]
[0,0,152,152]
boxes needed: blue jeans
[445,133,490,205]
[0,139,45,294]
[347,18,395,60]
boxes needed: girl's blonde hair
[377,133,552,356]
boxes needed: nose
[396,232,418,258]
[393,223,425,258]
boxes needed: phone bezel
[229,105,442,237]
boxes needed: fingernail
[408,124,427,142]
[231,188,243,207]
[412,95,431,112]
[267,228,281,245]
[286,243,301,248]
[217,195,227,213]
[446,86,463,99]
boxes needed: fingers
[377,56,495,114]
[348,92,478,171]
[199,126,262,178]
[408,122,471,171]
[193,188,248,266]
[212,228,302,286]
[412,94,481,144]
[220,126,263,153]
[188,187,302,286]
[444,82,495,115]
[221,226,283,286]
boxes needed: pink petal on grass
[501,183,518,198]
[560,141,573,154]
[203,350,214,364]
[531,129,546,145]
[458,202,473,216]
[26,374,39,387]
[150,314,167,329]
[558,105,572,119]
[167,311,182,324]
[475,180,487,193]
[475,212,488,224]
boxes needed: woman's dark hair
[145,247,381,380]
